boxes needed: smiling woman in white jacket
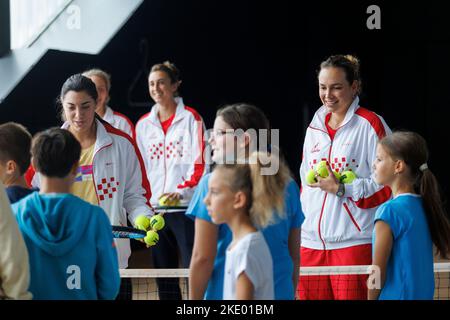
[27,74,153,299]
[135,61,207,300]
[299,55,391,300]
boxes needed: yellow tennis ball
[150,215,165,231]
[341,171,357,184]
[144,230,159,246]
[316,161,329,178]
[158,195,180,207]
[134,215,150,231]
[306,169,317,184]
[333,171,341,181]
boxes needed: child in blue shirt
[12,128,120,300]
[187,103,304,300]
[370,131,450,300]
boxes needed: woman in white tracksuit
[135,61,207,300]
[298,55,391,300]
[28,74,153,299]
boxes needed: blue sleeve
[374,202,402,239]
[185,174,212,223]
[94,207,121,300]
[285,179,305,229]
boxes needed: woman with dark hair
[299,55,391,300]
[27,74,153,299]
[188,103,304,300]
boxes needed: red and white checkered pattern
[309,157,359,173]
[97,177,120,202]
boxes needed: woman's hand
[159,192,182,203]
[308,162,340,194]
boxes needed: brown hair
[215,151,290,228]
[0,122,32,175]
[32,128,81,178]
[149,61,181,96]
[380,131,450,258]
[319,54,362,94]
[216,103,272,146]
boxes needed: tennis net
[120,262,450,300]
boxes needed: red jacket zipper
[343,202,361,232]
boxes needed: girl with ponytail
[187,103,304,300]
[370,131,450,300]
[204,152,291,299]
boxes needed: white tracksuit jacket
[300,97,392,250]
[30,119,153,268]
[135,97,208,210]
[102,106,135,139]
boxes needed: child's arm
[368,220,393,300]
[189,218,218,299]
[236,272,254,300]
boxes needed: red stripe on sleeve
[355,107,386,140]
[113,111,136,140]
[353,186,392,209]
[177,106,206,189]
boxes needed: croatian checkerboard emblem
[97,177,120,201]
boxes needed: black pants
[151,212,194,300]
[115,277,132,300]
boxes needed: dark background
[1,0,449,203]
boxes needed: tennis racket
[154,205,189,216]
[112,226,146,239]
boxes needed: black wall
[0,0,10,57]
[1,0,449,202]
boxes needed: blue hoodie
[12,192,120,300]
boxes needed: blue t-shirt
[6,186,37,204]
[373,194,434,300]
[186,173,305,300]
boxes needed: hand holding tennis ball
[158,195,181,207]
[315,161,329,178]
[150,215,165,231]
[134,215,150,231]
[144,230,159,247]
[306,169,318,184]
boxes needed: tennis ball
[150,215,165,231]
[158,195,181,207]
[341,171,357,184]
[306,169,317,184]
[144,230,159,246]
[134,215,150,231]
[316,161,329,178]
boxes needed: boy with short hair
[0,122,35,203]
[12,128,120,300]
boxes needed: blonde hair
[215,151,291,228]
[82,68,112,103]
